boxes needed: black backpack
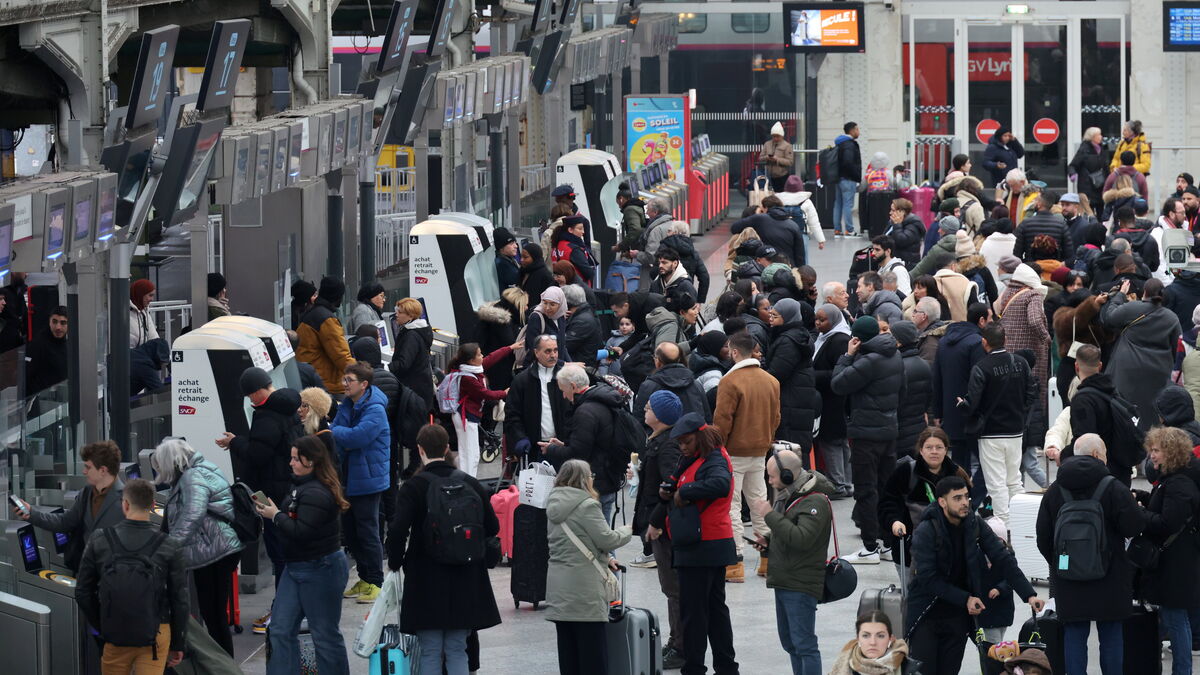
[603,406,647,492]
[98,529,168,647]
[1052,475,1115,582]
[618,335,656,394]
[423,471,486,565]
[1107,396,1147,469]
[213,482,263,546]
[818,146,840,184]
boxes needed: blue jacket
[331,385,391,496]
[931,321,986,439]
[982,130,1025,186]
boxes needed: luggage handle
[898,535,907,600]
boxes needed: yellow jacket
[1109,134,1151,175]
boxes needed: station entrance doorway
[904,2,1130,190]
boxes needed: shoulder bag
[560,521,621,604]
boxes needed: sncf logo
[178,405,196,415]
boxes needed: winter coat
[346,302,382,336]
[962,350,1038,437]
[996,283,1050,417]
[476,298,520,389]
[688,350,727,393]
[552,231,597,285]
[911,234,957,278]
[24,329,67,394]
[546,384,627,494]
[619,199,647,250]
[863,290,904,325]
[982,131,1025,186]
[738,309,771,353]
[634,363,711,424]
[164,453,243,570]
[635,213,674,268]
[1104,164,1150,200]
[776,190,826,245]
[130,338,169,395]
[387,461,501,633]
[765,321,820,450]
[1101,294,1181,431]
[896,344,933,454]
[764,472,836,598]
[1013,211,1072,265]
[228,388,302,504]
[504,362,567,459]
[1109,227,1160,274]
[650,446,738,567]
[731,207,806,267]
[519,249,557,305]
[658,233,710,301]
[648,264,698,300]
[1109,133,1151,175]
[1035,455,1147,622]
[814,331,851,441]
[390,319,436,413]
[1165,271,1200,331]
[713,359,781,457]
[831,333,905,441]
[296,299,355,395]
[891,213,928,269]
[633,431,682,536]
[129,301,159,349]
[906,503,1036,634]
[545,487,632,623]
[331,385,391,496]
[957,256,998,309]
[1061,374,1127,473]
[879,455,971,554]
[1069,141,1108,207]
[496,253,521,290]
[28,479,125,573]
[1138,465,1200,608]
[645,306,691,357]
[454,348,511,420]
[759,137,795,179]
[916,321,948,366]
[1100,184,1137,225]
[834,134,862,182]
[274,473,341,563]
[564,304,604,368]
[932,322,986,439]
[296,361,323,390]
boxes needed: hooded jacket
[911,234,958,277]
[228,387,303,504]
[1166,271,1200,331]
[932,322,986,439]
[731,207,806,267]
[1109,133,1151,175]
[688,349,728,393]
[297,298,355,394]
[634,362,711,424]
[879,454,971,555]
[766,321,820,449]
[776,188,826,245]
[635,213,675,268]
[545,486,632,623]
[546,384,628,494]
[863,289,904,325]
[834,133,862,182]
[982,129,1025,186]
[1101,293,1182,434]
[813,329,852,441]
[895,331,933,452]
[1103,164,1150,200]
[1109,226,1161,274]
[476,295,521,389]
[645,306,691,357]
[390,318,436,412]
[658,233,710,301]
[129,300,160,349]
[763,469,836,598]
[164,452,243,570]
[1100,184,1137,224]
[831,333,904,441]
[1035,455,1146,622]
[331,385,392,496]
[619,198,647,250]
[890,213,927,269]
[648,261,697,300]
[519,244,557,304]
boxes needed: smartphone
[743,535,765,550]
[251,490,268,504]
[8,495,28,515]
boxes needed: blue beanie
[649,390,683,426]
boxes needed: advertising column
[624,95,691,180]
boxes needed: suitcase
[226,569,242,634]
[369,625,420,675]
[1008,494,1049,582]
[862,189,899,238]
[510,503,549,608]
[605,260,641,293]
[900,187,936,228]
[1122,603,1162,675]
[1019,610,1064,675]
[491,485,520,559]
[857,542,906,635]
[606,566,663,675]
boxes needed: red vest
[668,447,735,542]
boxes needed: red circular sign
[975,119,1000,145]
[1032,118,1060,145]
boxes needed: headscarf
[1009,263,1048,298]
[522,242,546,267]
[814,303,851,355]
[130,279,156,310]
[774,298,803,325]
[536,286,567,320]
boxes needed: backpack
[213,481,264,546]
[818,145,840,184]
[422,470,486,565]
[609,406,648,483]
[618,335,655,393]
[782,203,807,231]
[1107,396,1147,469]
[98,529,168,647]
[1052,475,1115,581]
[436,371,465,414]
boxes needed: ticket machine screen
[19,527,42,572]
[46,205,66,257]
[74,197,93,242]
[54,531,69,555]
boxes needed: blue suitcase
[605,260,641,293]
[369,625,420,675]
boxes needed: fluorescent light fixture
[1006,4,1030,14]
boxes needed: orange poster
[819,10,860,47]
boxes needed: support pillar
[326,170,344,278]
[70,257,102,442]
[108,244,132,459]
[506,107,522,230]
[360,164,376,284]
[186,195,210,330]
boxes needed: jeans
[908,612,971,675]
[833,179,857,234]
[652,538,683,650]
[599,491,618,526]
[818,437,852,491]
[1062,619,1122,675]
[977,436,1023,525]
[343,491,385,586]
[267,550,350,675]
[729,455,768,556]
[1021,445,1049,489]
[775,589,821,675]
[677,566,739,675]
[417,628,470,675]
[850,438,896,548]
[554,621,608,675]
[1161,608,1193,675]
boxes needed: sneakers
[662,646,685,669]
[846,547,881,565]
[830,486,853,501]
[834,231,844,239]
[344,579,371,598]
[356,583,382,604]
[756,556,768,577]
[879,546,893,562]
[252,611,271,635]
[629,553,657,569]
[725,562,745,583]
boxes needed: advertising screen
[1165,2,1200,51]
[625,95,689,180]
[783,2,865,54]
[74,196,93,242]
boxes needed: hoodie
[645,306,690,356]
[863,289,903,325]
[834,134,861,182]
[688,350,728,393]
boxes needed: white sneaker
[879,546,893,562]
[628,553,657,568]
[846,547,881,565]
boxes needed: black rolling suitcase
[806,181,835,235]
[510,503,549,609]
[1122,603,1162,675]
[1018,610,1064,675]
[862,189,899,238]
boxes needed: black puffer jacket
[228,387,303,504]
[1165,271,1200,331]
[896,343,933,454]
[831,333,904,441]
[564,304,604,368]
[634,363,711,423]
[741,310,771,352]
[879,455,971,556]
[765,321,820,450]
[730,207,806,267]
[1013,211,1072,264]
[390,321,436,413]
[1138,464,1200,608]
[1109,227,1160,274]
[891,214,927,269]
[633,430,682,536]
[274,472,343,562]
[546,384,627,494]
[519,245,557,304]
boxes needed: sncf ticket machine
[408,214,500,341]
[206,316,302,390]
[555,149,625,280]
[3,522,85,675]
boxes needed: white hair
[561,283,586,307]
[1006,168,1026,183]
[880,271,898,287]
[555,363,590,390]
[820,281,844,304]
[1074,433,1107,462]
[152,438,196,485]
[533,334,558,350]
[668,220,691,236]
[916,296,942,322]
[647,198,670,217]
[1083,126,1102,143]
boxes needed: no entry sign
[1032,118,1060,145]
[975,119,1001,145]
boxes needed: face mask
[999,273,1013,284]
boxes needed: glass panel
[677,12,707,34]
[1080,19,1126,149]
[906,19,955,184]
[731,13,770,34]
[1023,24,1068,188]
[967,23,1012,187]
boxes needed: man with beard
[25,306,69,394]
[872,235,911,296]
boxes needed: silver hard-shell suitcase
[856,539,907,634]
[606,566,663,675]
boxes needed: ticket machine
[407,215,500,341]
[5,522,84,675]
[555,149,625,279]
[206,316,302,389]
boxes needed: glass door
[1022,23,1069,188]
[965,22,1013,188]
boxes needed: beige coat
[759,138,794,178]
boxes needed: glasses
[342,376,360,384]
[913,309,926,315]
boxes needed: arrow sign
[975,119,1000,145]
[1032,118,1060,145]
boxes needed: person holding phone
[253,435,351,675]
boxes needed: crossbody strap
[560,521,611,582]
[785,492,839,560]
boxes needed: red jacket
[456,346,512,420]
[665,445,738,567]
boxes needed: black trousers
[193,552,241,657]
[849,438,896,548]
[769,174,789,193]
[908,612,971,675]
[554,621,608,675]
[677,566,739,675]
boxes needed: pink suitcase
[490,485,520,559]
[901,187,936,228]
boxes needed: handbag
[667,502,706,547]
[1128,514,1193,570]
[352,570,402,658]
[749,175,773,208]
[560,521,621,605]
[817,494,858,604]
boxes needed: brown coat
[759,139,795,178]
[296,305,355,394]
[1052,294,1112,359]
[997,283,1051,412]
[712,359,781,457]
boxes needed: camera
[597,348,618,361]
[1162,228,1193,270]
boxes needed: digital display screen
[126,26,179,130]
[19,529,41,572]
[46,205,65,257]
[507,61,520,105]
[179,122,222,214]
[97,188,116,240]
[289,129,302,183]
[53,531,69,555]
[74,197,92,242]
[274,134,288,187]
[454,78,466,120]
[377,0,418,73]
[347,113,361,158]
[334,117,347,158]
[1166,3,1200,50]
[256,135,271,192]
[783,3,865,53]
[197,20,250,112]
[0,218,13,271]
[443,78,456,124]
[234,144,251,198]
[426,0,457,59]
[126,464,141,479]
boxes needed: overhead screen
[426,0,457,59]
[125,26,180,129]
[378,0,419,73]
[782,2,865,54]
[1165,2,1200,51]
[197,19,251,112]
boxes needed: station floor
[230,224,1195,673]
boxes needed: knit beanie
[851,316,879,342]
[318,276,346,305]
[239,367,273,396]
[649,390,683,426]
[954,230,975,259]
[695,330,728,357]
[770,121,785,137]
[492,227,517,250]
[206,272,226,299]
[997,255,1022,274]
[890,320,919,348]
[938,215,961,234]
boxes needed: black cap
[318,276,345,304]
[239,367,273,396]
[669,412,708,439]
[755,244,777,259]
[552,184,576,198]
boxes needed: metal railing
[913,135,955,186]
[376,212,417,273]
[146,300,192,346]
[376,166,417,216]
[521,164,552,197]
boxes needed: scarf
[459,364,484,375]
[829,638,911,675]
[815,302,853,356]
[537,286,568,319]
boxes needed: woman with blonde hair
[545,459,632,675]
[1069,125,1108,208]
[299,386,337,457]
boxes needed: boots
[725,561,745,583]
[756,556,768,577]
